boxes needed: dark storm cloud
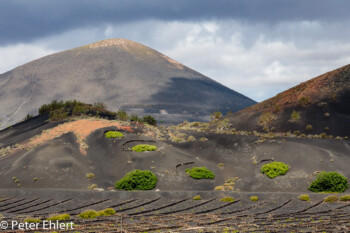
[0,0,349,45]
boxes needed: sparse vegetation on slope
[308,171,349,193]
[142,115,157,126]
[218,64,350,136]
[39,100,114,121]
[289,110,300,122]
[115,170,157,191]
[211,111,222,122]
[258,112,277,127]
[37,100,158,125]
[299,96,311,107]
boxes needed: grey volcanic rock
[0,39,255,129]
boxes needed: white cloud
[1,19,350,102]
[0,44,57,74]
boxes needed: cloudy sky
[1,0,350,102]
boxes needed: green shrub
[24,218,41,223]
[220,196,234,202]
[72,105,86,116]
[258,112,277,126]
[86,173,95,179]
[186,167,215,180]
[298,195,310,201]
[88,184,97,190]
[117,110,128,121]
[115,170,157,191]
[217,119,231,131]
[299,97,311,107]
[131,144,157,152]
[293,130,300,136]
[214,186,224,191]
[249,196,259,202]
[187,136,196,142]
[290,110,300,122]
[306,124,313,131]
[24,114,34,121]
[142,115,157,126]
[211,111,222,121]
[39,100,115,120]
[47,214,70,221]
[261,161,289,179]
[93,102,107,110]
[193,195,202,201]
[105,131,124,138]
[320,132,328,139]
[308,172,349,193]
[97,208,116,216]
[50,109,68,121]
[33,177,38,182]
[78,210,99,219]
[339,195,350,201]
[323,195,338,203]
[130,114,141,122]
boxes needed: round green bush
[98,208,116,216]
[47,214,70,221]
[78,210,99,219]
[308,171,349,193]
[185,167,215,179]
[298,195,310,201]
[105,131,124,138]
[131,144,157,152]
[115,169,157,191]
[340,195,350,201]
[323,195,338,203]
[261,161,289,179]
[220,196,234,202]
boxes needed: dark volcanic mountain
[220,64,350,137]
[0,39,255,129]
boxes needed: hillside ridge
[0,38,255,129]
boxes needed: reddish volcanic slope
[222,64,350,136]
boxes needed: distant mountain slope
[0,39,255,129]
[221,64,350,137]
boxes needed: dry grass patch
[2,119,133,157]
